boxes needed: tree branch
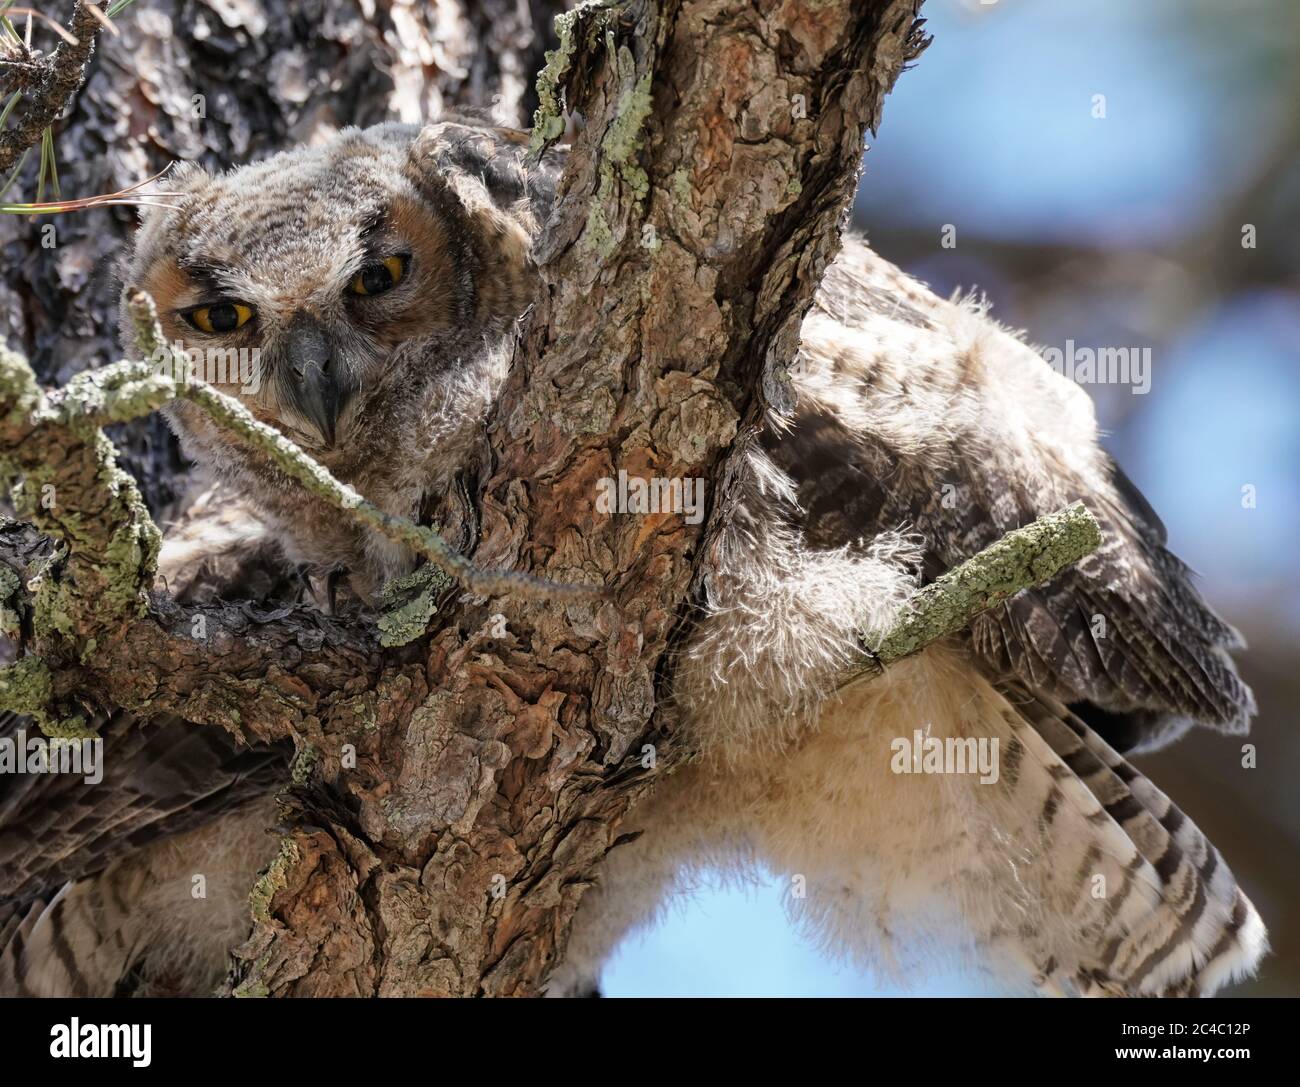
[843,501,1102,689]
[0,1,104,174]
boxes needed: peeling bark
[231,0,929,997]
[0,0,930,996]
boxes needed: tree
[2,0,1094,996]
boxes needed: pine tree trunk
[1,0,926,996]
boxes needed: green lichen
[605,63,653,198]
[671,167,693,205]
[530,3,604,153]
[27,549,76,641]
[582,201,617,258]
[36,714,96,740]
[21,439,161,648]
[377,564,453,647]
[290,741,320,787]
[581,62,655,260]
[0,654,93,737]
[0,655,53,716]
[41,360,174,429]
[231,976,270,999]
[0,564,20,637]
[248,835,301,927]
[90,430,162,617]
[865,502,1102,665]
[2,339,162,647]
[527,4,656,260]
[0,345,42,421]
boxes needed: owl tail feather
[0,877,142,996]
[994,686,1267,997]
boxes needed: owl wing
[0,484,294,907]
[775,238,1254,753]
[982,679,1265,995]
[0,709,285,903]
[962,455,1252,750]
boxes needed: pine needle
[0,8,78,45]
[0,89,19,128]
[1,164,179,215]
[41,124,56,198]
[0,1,18,43]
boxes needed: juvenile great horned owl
[0,118,1265,997]
[123,120,549,599]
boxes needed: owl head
[120,120,558,458]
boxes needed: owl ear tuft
[405,122,535,217]
[167,160,211,188]
[403,122,540,325]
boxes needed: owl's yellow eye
[186,302,254,334]
[349,255,407,297]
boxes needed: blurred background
[606,0,1300,997]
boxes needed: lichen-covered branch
[0,655,53,721]
[0,519,383,747]
[0,340,382,744]
[0,2,104,174]
[0,340,161,642]
[845,502,1103,687]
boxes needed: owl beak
[285,317,348,447]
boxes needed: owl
[0,117,1265,997]
[115,119,554,601]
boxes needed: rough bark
[0,2,105,175]
[230,0,932,998]
[0,0,931,996]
